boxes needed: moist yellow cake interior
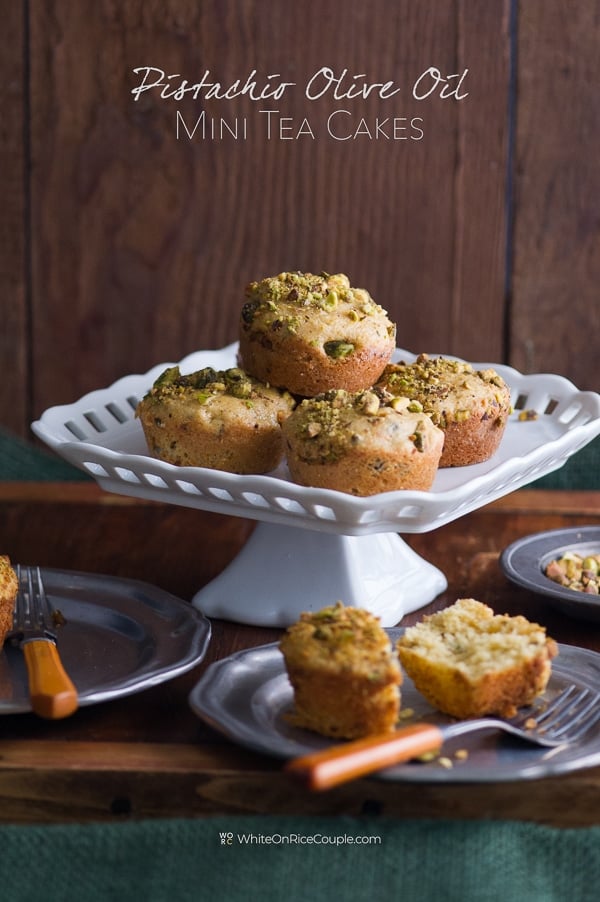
[402,599,551,679]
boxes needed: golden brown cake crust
[376,355,511,467]
[136,365,295,474]
[282,388,444,495]
[239,271,396,396]
[0,555,18,646]
[280,602,402,739]
[397,598,558,718]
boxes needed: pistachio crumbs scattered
[518,409,539,421]
[417,751,439,763]
[417,749,469,768]
[398,707,415,720]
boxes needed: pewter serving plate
[189,631,600,783]
[0,568,211,714]
[501,527,600,622]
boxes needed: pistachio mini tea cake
[239,271,396,397]
[280,602,402,739]
[376,354,511,466]
[136,365,295,474]
[282,388,444,495]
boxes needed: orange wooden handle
[284,723,444,791]
[22,639,79,719]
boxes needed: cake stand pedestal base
[192,521,447,626]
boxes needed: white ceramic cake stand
[32,344,600,626]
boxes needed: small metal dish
[500,526,600,621]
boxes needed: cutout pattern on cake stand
[32,344,600,626]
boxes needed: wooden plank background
[511,1,600,390]
[1,0,598,439]
[0,1,27,435]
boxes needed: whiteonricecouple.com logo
[218,831,382,846]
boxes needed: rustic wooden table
[0,483,598,826]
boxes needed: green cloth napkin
[530,434,600,490]
[0,428,90,481]
[1,427,599,488]
[0,815,599,902]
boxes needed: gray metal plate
[501,527,600,621]
[2,567,211,713]
[189,630,600,783]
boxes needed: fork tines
[514,684,600,745]
[15,565,54,637]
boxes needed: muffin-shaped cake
[397,598,558,719]
[0,555,18,646]
[282,388,444,495]
[136,365,295,474]
[280,601,402,739]
[239,271,396,396]
[376,354,511,467]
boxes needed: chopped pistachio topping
[377,353,510,426]
[356,391,380,416]
[280,601,397,679]
[323,340,355,358]
[241,271,390,328]
[141,365,292,405]
[286,388,437,464]
[410,428,426,452]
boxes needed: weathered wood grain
[24,0,510,421]
[452,0,511,360]
[0,483,254,601]
[1,743,600,825]
[511,0,600,389]
[0,485,599,824]
[3,0,596,444]
[0,0,28,434]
